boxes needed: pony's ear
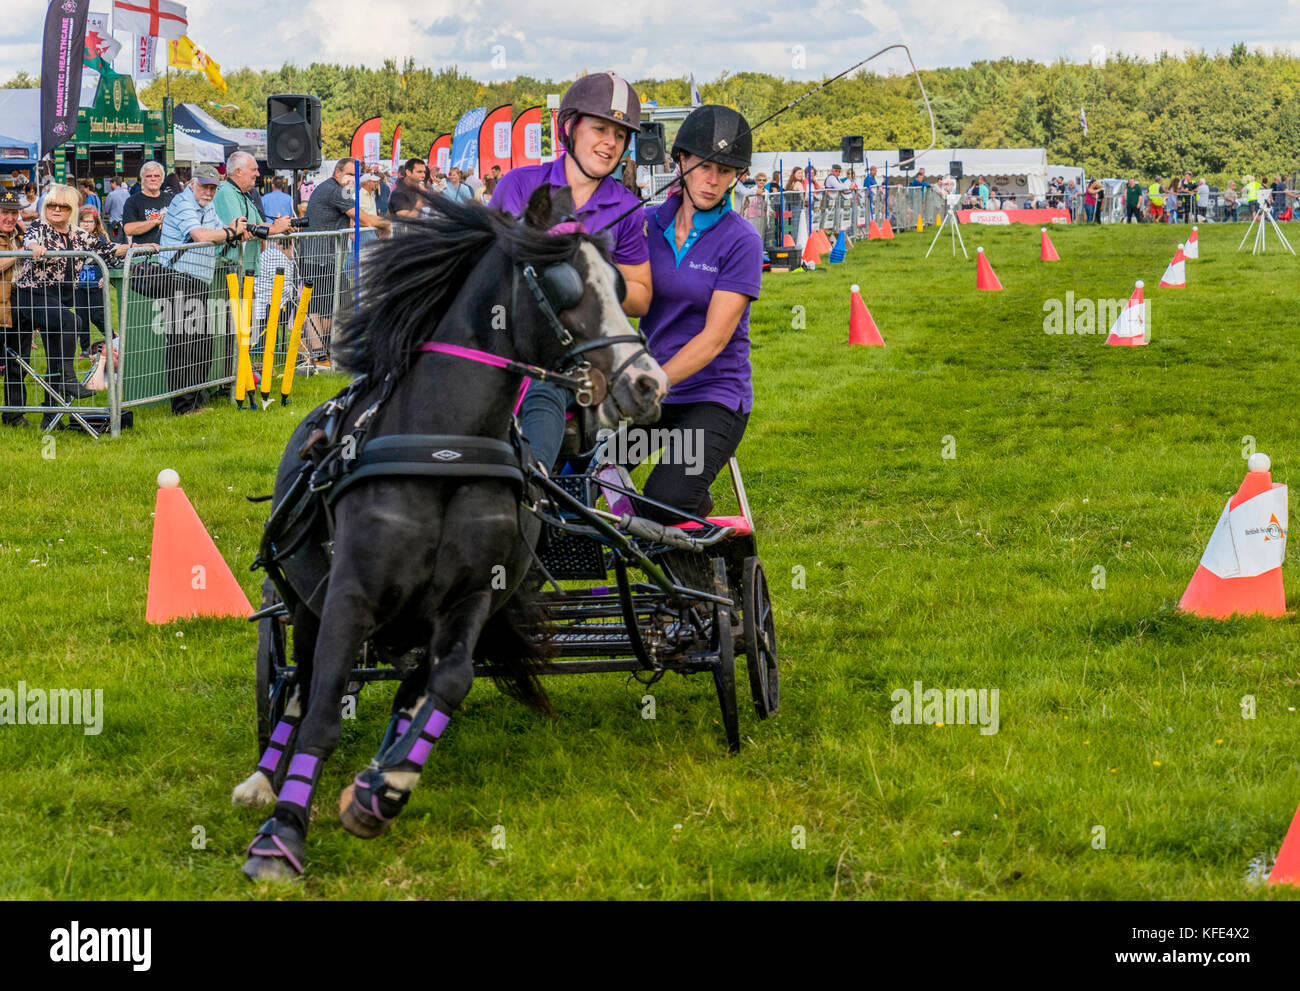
[549,185,576,222]
[523,184,555,229]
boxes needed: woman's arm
[659,289,749,387]
[617,260,651,318]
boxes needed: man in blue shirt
[104,176,129,239]
[261,177,294,220]
[441,167,474,204]
[158,165,249,414]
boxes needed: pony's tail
[473,588,555,717]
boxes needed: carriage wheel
[255,578,291,762]
[709,557,741,754]
[741,557,780,718]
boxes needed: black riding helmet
[671,104,752,171]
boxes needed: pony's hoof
[339,783,392,840]
[232,771,276,808]
[241,855,301,883]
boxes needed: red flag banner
[390,123,402,173]
[477,104,512,178]
[350,116,382,166]
[511,106,543,170]
[428,134,451,174]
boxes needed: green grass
[3,221,1300,900]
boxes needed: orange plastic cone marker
[1159,244,1186,288]
[1040,227,1060,261]
[1178,453,1287,619]
[916,214,924,232]
[801,236,820,267]
[1269,801,1300,887]
[866,220,882,240]
[848,284,885,346]
[811,228,832,256]
[1183,225,1199,260]
[975,247,1002,290]
[1105,281,1147,346]
[881,217,895,238]
[783,233,795,247]
[146,470,254,624]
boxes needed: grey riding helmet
[557,72,642,158]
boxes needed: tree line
[6,45,1299,183]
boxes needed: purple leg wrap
[396,717,411,736]
[256,718,298,776]
[406,709,451,768]
[278,752,321,812]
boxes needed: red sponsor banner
[350,116,382,165]
[390,123,402,173]
[477,104,512,178]
[428,134,451,174]
[511,106,543,171]
[958,208,1071,226]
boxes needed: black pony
[233,185,668,881]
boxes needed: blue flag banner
[450,107,487,172]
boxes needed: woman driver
[622,104,763,522]
[491,72,651,472]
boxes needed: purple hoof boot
[242,818,306,881]
[339,769,409,839]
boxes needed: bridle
[417,228,651,409]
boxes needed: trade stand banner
[350,116,382,166]
[427,134,450,174]
[511,106,542,169]
[477,104,512,177]
[958,208,1071,225]
[450,107,486,173]
[40,0,91,157]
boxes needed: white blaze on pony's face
[572,241,668,427]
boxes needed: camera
[289,216,308,229]
[247,223,271,239]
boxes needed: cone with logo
[1040,227,1061,261]
[848,284,885,346]
[975,247,1002,291]
[829,230,847,264]
[1105,281,1147,346]
[146,470,254,624]
[1184,225,1200,260]
[1159,244,1187,288]
[1268,801,1300,887]
[1178,453,1287,619]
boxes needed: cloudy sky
[4,0,1300,83]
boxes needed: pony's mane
[333,191,611,380]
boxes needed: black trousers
[72,282,109,350]
[15,286,81,385]
[1,309,32,413]
[621,400,750,524]
[163,270,215,414]
[1125,204,1143,223]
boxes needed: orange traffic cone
[975,247,1002,290]
[1040,227,1060,261]
[801,236,820,267]
[1184,225,1200,260]
[881,217,895,239]
[1178,453,1287,619]
[867,220,883,240]
[848,284,885,346]
[782,233,795,247]
[1269,801,1300,887]
[1105,281,1147,346]
[146,470,254,624]
[1159,244,1186,288]
[813,228,833,255]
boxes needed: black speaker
[840,135,863,164]
[897,148,914,169]
[267,94,321,171]
[635,122,665,166]
[949,160,963,179]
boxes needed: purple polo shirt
[642,194,763,413]
[490,154,648,266]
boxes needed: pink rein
[417,342,531,414]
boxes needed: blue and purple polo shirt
[491,154,648,266]
[642,193,763,412]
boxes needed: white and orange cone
[1183,225,1200,260]
[1040,227,1061,261]
[1105,281,1147,346]
[848,284,885,346]
[1159,244,1187,288]
[975,247,1002,290]
[1178,453,1287,619]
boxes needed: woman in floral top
[15,184,130,399]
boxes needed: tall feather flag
[168,35,226,91]
[133,34,158,83]
[1080,106,1088,137]
[689,73,702,107]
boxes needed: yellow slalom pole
[239,274,256,402]
[259,271,284,406]
[226,273,247,405]
[280,285,312,404]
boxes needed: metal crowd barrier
[1,228,365,439]
[737,187,943,248]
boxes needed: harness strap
[326,434,527,506]
[417,341,589,393]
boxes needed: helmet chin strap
[561,119,628,182]
[673,154,736,213]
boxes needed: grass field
[3,220,1300,900]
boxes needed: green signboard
[75,143,88,160]
[73,70,167,147]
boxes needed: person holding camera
[158,166,248,415]
[215,152,290,281]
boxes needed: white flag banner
[1199,487,1288,579]
[85,13,124,64]
[113,0,188,40]
[133,34,157,82]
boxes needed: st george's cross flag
[113,0,187,40]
